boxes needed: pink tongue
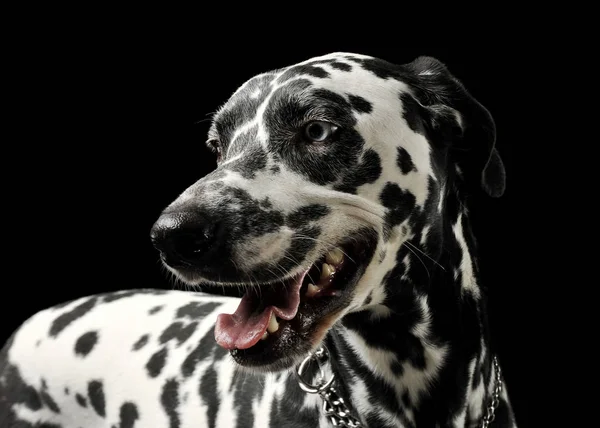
[214,271,307,350]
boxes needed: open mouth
[212,237,374,370]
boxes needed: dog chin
[232,353,303,374]
[163,265,205,286]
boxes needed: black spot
[64,387,69,395]
[149,305,163,315]
[286,204,330,229]
[132,334,149,351]
[229,368,265,427]
[74,331,98,357]
[0,351,44,425]
[102,290,139,303]
[160,322,198,347]
[391,360,404,376]
[380,182,417,236]
[277,64,330,83]
[76,393,87,407]
[36,340,41,347]
[364,292,373,305]
[88,380,106,417]
[334,149,382,194]
[160,378,180,428]
[199,365,219,428]
[330,61,352,71]
[270,165,280,173]
[40,389,61,413]
[146,347,169,378]
[397,147,417,174]
[352,57,402,81]
[181,327,216,377]
[102,289,168,303]
[307,59,353,72]
[49,297,97,337]
[176,302,221,320]
[119,402,139,428]
[259,197,272,208]
[399,92,427,135]
[348,94,373,114]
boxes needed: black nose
[150,211,217,267]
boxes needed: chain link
[480,356,503,428]
[295,347,362,427]
[320,384,362,427]
[296,348,502,428]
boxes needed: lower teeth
[260,249,346,344]
[306,283,321,297]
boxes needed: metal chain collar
[295,347,362,427]
[295,348,503,428]
[480,356,503,428]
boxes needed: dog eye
[304,121,338,143]
[206,138,223,162]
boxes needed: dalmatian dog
[0,52,517,427]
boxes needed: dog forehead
[211,52,410,136]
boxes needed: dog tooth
[261,331,269,340]
[321,263,335,279]
[306,283,320,297]
[267,313,279,333]
[325,248,344,265]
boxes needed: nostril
[172,227,215,258]
[150,211,218,267]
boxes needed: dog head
[150,53,505,371]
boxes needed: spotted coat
[1,52,517,427]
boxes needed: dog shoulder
[1,290,239,427]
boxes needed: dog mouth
[211,237,374,369]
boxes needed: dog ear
[404,56,506,198]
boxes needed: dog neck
[324,186,500,427]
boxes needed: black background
[3,25,539,427]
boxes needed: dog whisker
[402,242,431,279]
[291,234,357,265]
[403,241,446,271]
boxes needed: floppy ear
[404,56,506,198]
